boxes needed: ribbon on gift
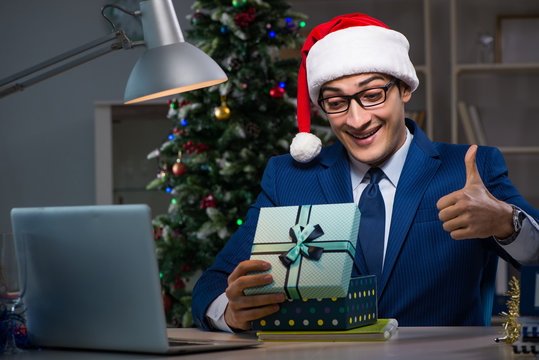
[278,223,325,267]
[250,205,356,299]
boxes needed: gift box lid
[246,203,360,299]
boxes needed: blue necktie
[358,167,385,283]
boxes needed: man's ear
[401,84,412,103]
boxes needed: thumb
[464,144,481,186]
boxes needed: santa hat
[290,13,419,163]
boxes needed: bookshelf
[450,0,539,312]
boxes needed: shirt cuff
[496,211,539,264]
[206,292,234,333]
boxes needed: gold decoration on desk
[495,276,521,344]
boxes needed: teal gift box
[245,203,378,330]
[252,276,378,331]
[244,203,360,299]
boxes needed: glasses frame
[317,79,397,114]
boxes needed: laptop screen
[11,204,172,353]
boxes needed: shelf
[498,147,539,155]
[414,65,428,74]
[455,62,539,75]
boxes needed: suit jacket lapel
[378,120,441,298]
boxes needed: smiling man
[192,13,539,332]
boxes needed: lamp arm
[0,30,141,99]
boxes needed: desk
[3,327,520,359]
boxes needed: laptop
[10,204,259,354]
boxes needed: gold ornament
[214,95,231,120]
[495,276,521,344]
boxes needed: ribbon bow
[279,223,325,267]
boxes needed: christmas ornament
[163,293,173,312]
[235,8,255,27]
[200,194,218,209]
[228,57,242,71]
[183,141,209,154]
[172,151,187,176]
[191,10,207,25]
[174,275,186,290]
[232,0,247,8]
[220,25,230,34]
[214,96,231,120]
[245,122,261,137]
[172,162,187,176]
[269,84,285,98]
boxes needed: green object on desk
[256,318,398,342]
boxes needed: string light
[237,219,243,226]
[168,134,175,140]
[166,187,173,193]
[300,21,306,28]
[285,17,292,23]
[181,119,188,126]
[171,199,178,204]
[279,82,286,88]
[269,31,276,38]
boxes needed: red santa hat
[290,13,419,163]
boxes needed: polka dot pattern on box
[252,275,377,331]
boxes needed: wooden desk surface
[3,327,519,359]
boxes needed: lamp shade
[123,0,227,104]
[124,42,227,103]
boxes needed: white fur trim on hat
[306,26,419,103]
[290,132,322,163]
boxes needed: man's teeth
[354,129,377,139]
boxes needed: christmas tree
[146,0,330,327]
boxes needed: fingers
[436,191,457,211]
[224,260,285,330]
[228,259,270,284]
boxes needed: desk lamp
[0,0,228,103]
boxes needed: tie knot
[367,167,384,184]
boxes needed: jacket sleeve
[191,157,279,330]
[479,146,539,267]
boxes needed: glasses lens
[320,97,349,113]
[359,88,386,107]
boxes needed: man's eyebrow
[358,75,386,87]
[319,75,387,97]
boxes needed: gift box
[252,276,378,331]
[244,203,360,299]
[245,203,377,330]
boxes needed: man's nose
[346,98,372,126]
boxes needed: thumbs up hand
[436,145,514,240]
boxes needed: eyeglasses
[317,79,396,114]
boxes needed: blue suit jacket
[192,119,539,329]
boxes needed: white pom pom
[290,132,322,163]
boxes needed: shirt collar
[350,127,413,190]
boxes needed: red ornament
[172,162,187,176]
[174,275,186,289]
[270,84,285,98]
[200,194,218,209]
[163,293,173,312]
[183,141,209,154]
[153,226,163,241]
[235,7,256,27]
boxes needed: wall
[0,0,508,232]
[0,0,192,232]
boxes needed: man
[192,13,539,331]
